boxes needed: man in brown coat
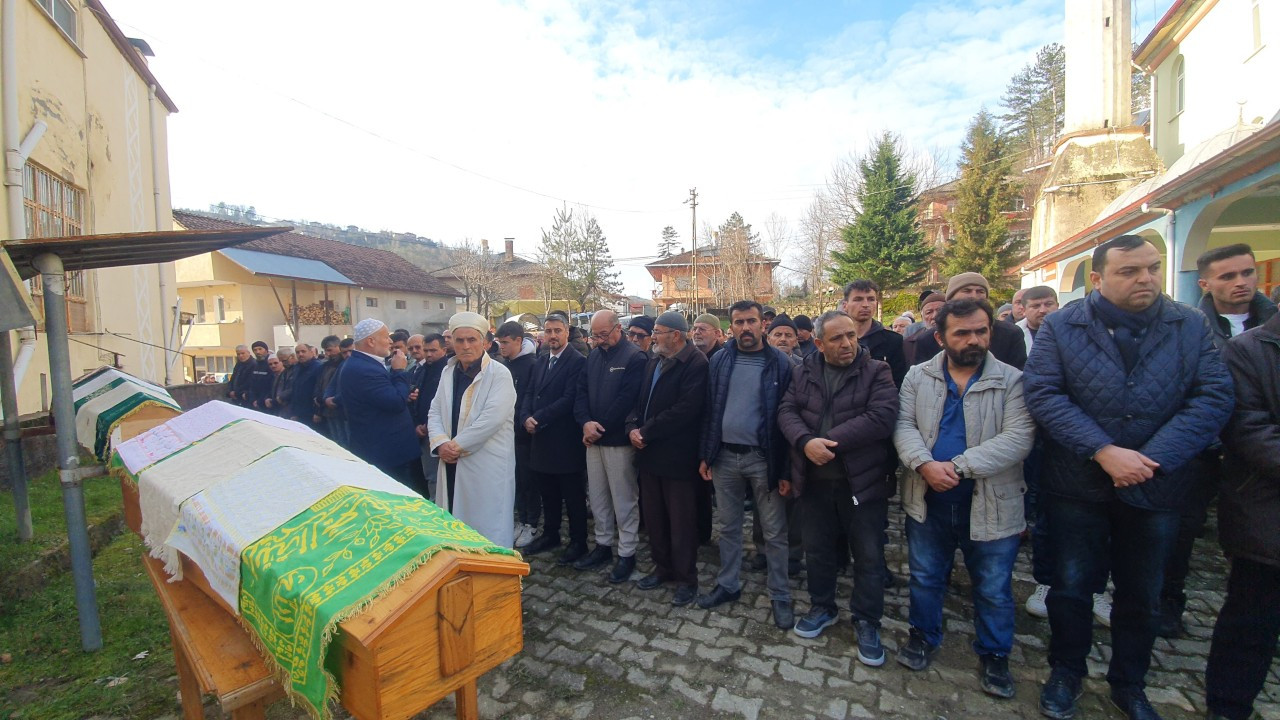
[777,310,899,665]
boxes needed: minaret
[1064,0,1133,133]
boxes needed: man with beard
[627,312,708,606]
[697,301,794,629]
[337,319,420,482]
[893,300,1035,698]
[519,312,590,563]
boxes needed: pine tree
[537,207,621,312]
[943,110,1023,289]
[999,43,1065,166]
[828,132,933,292]
[657,225,679,258]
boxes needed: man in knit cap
[767,313,802,365]
[904,292,947,365]
[627,315,656,354]
[336,318,421,481]
[907,274,1026,370]
[794,315,818,357]
[691,313,725,358]
[627,311,708,605]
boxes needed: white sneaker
[514,523,537,548]
[1025,584,1050,618]
[1092,592,1112,627]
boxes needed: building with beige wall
[2,0,179,414]
[1023,0,1279,302]
[173,212,460,380]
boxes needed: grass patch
[0,466,123,580]
[0,531,178,720]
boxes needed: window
[216,297,226,322]
[23,162,89,331]
[366,297,379,308]
[34,0,77,42]
[438,302,445,310]
[195,298,206,323]
[395,299,407,310]
[422,300,430,310]
[1173,56,1186,114]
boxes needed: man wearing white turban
[428,312,518,547]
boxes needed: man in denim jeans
[893,299,1035,697]
[1024,236,1233,720]
[697,300,794,629]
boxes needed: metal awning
[1,226,292,280]
[219,247,355,285]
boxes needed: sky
[104,0,1164,296]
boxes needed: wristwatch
[951,461,966,479]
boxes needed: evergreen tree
[999,43,1065,166]
[828,131,933,291]
[943,110,1022,288]
[537,207,621,312]
[657,225,679,258]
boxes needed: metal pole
[1,330,31,541]
[33,252,101,651]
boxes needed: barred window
[23,162,90,331]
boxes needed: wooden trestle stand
[122,421,530,720]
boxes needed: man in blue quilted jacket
[1023,235,1233,720]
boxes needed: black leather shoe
[771,600,794,630]
[695,584,741,610]
[672,584,697,606]
[608,555,636,584]
[1155,597,1185,639]
[748,553,767,572]
[1109,685,1163,720]
[573,544,612,570]
[557,542,588,566]
[522,533,561,556]
[979,653,1015,699]
[636,573,665,590]
[1039,666,1083,719]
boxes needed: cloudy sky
[106,0,1161,295]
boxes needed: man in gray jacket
[893,299,1035,699]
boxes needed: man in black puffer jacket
[1024,235,1233,720]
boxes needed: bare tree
[449,239,510,318]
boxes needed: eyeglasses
[590,325,621,341]
[626,330,649,339]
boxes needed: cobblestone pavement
[262,503,1279,720]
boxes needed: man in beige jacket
[893,299,1035,699]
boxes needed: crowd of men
[224,236,1279,720]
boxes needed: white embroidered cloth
[138,420,357,575]
[163,447,420,611]
[72,367,168,402]
[115,400,317,475]
[73,381,177,456]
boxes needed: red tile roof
[173,211,457,296]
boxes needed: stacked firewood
[290,303,346,325]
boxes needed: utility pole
[685,188,698,315]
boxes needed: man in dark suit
[626,312,708,606]
[336,318,421,482]
[519,312,589,564]
[907,274,1027,369]
[496,321,540,547]
[410,333,447,498]
[288,343,323,427]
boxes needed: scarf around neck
[1090,291,1162,374]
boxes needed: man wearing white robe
[428,312,517,548]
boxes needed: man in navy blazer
[520,312,590,565]
[336,318,421,482]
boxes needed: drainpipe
[148,84,171,384]
[1144,203,1177,301]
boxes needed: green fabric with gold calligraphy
[237,486,517,719]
